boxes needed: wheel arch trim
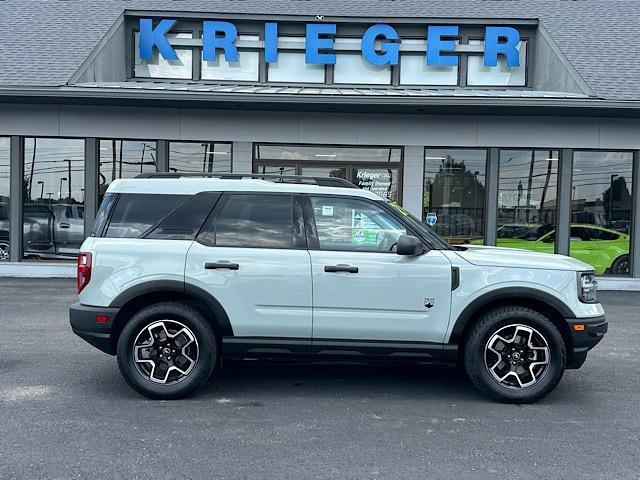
[447,287,575,345]
[109,280,234,338]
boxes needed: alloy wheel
[484,324,550,389]
[132,320,199,385]
[0,242,9,261]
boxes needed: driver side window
[310,196,406,252]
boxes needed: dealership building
[1,0,640,286]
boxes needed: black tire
[117,302,217,400]
[0,241,9,261]
[463,306,566,403]
[610,254,630,275]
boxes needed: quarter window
[310,197,406,252]
[105,194,189,238]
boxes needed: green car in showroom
[471,224,630,275]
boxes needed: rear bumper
[69,302,119,355]
[566,315,608,369]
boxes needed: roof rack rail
[134,172,359,189]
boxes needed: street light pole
[59,177,67,200]
[37,181,44,201]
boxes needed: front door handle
[205,262,239,270]
[59,223,70,229]
[324,264,358,273]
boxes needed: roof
[0,0,639,101]
[107,177,381,199]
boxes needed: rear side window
[91,193,117,236]
[106,194,189,238]
[199,194,294,249]
[146,192,220,240]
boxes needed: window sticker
[322,205,334,216]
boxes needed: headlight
[577,271,598,304]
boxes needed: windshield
[387,202,453,250]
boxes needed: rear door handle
[324,264,358,273]
[205,262,239,270]
[59,223,70,229]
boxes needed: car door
[184,193,313,351]
[305,195,453,349]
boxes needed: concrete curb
[0,263,76,278]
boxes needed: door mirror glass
[396,235,426,256]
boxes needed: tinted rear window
[105,194,189,238]
[146,192,220,240]
[200,194,294,248]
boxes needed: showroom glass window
[23,138,85,260]
[571,151,633,276]
[424,149,487,245]
[169,142,232,173]
[0,138,9,260]
[254,144,402,202]
[497,150,559,252]
[99,140,156,203]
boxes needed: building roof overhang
[1,84,640,118]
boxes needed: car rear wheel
[463,306,566,403]
[610,254,630,275]
[117,302,217,399]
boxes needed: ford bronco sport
[70,173,607,402]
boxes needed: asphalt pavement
[0,278,638,480]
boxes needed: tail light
[77,252,92,293]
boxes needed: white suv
[70,173,607,403]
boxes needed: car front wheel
[464,306,566,403]
[117,302,217,399]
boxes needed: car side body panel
[78,237,192,307]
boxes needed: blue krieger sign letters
[139,19,522,67]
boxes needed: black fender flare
[109,280,234,337]
[448,287,575,345]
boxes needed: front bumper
[566,315,608,369]
[69,302,119,355]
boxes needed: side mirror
[396,235,426,256]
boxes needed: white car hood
[454,245,594,271]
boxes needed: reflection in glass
[255,144,403,202]
[99,140,156,202]
[571,151,633,276]
[214,194,293,248]
[0,138,9,260]
[424,149,487,244]
[23,138,85,260]
[497,150,558,252]
[256,165,297,176]
[300,166,347,180]
[169,142,231,173]
[257,145,401,163]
